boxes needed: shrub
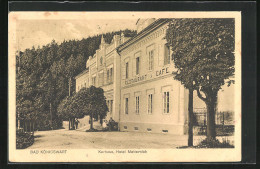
[86,128,99,132]
[196,138,234,148]
[107,119,118,131]
[16,129,34,149]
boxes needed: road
[27,128,234,149]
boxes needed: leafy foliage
[16,29,136,130]
[166,18,235,91]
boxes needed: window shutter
[158,44,164,66]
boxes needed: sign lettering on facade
[125,67,170,85]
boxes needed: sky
[16,18,137,51]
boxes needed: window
[98,72,104,86]
[126,62,129,79]
[100,56,103,65]
[110,68,113,83]
[107,67,113,84]
[107,100,109,112]
[92,76,96,86]
[107,70,110,84]
[148,50,154,70]
[148,94,153,114]
[163,91,170,114]
[106,100,113,114]
[164,44,170,65]
[125,98,129,114]
[110,100,113,114]
[136,57,140,75]
[135,96,140,114]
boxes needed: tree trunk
[33,122,35,134]
[69,77,72,96]
[72,118,75,130]
[50,103,53,130]
[188,88,193,146]
[17,112,20,129]
[30,121,31,132]
[100,115,103,125]
[25,122,27,132]
[90,113,93,130]
[206,92,217,141]
[69,118,71,130]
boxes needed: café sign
[125,67,170,85]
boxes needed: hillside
[16,29,137,130]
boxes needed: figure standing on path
[75,119,79,129]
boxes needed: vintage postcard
[8,11,241,162]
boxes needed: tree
[57,92,85,130]
[77,86,108,130]
[16,69,38,132]
[166,18,235,143]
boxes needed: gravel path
[27,129,234,149]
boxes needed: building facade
[75,34,126,122]
[75,18,234,135]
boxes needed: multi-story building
[117,19,188,134]
[75,18,234,134]
[75,34,127,122]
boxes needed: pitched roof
[117,19,171,53]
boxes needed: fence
[193,108,234,136]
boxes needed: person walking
[75,119,79,129]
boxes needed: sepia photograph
[8,11,241,162]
